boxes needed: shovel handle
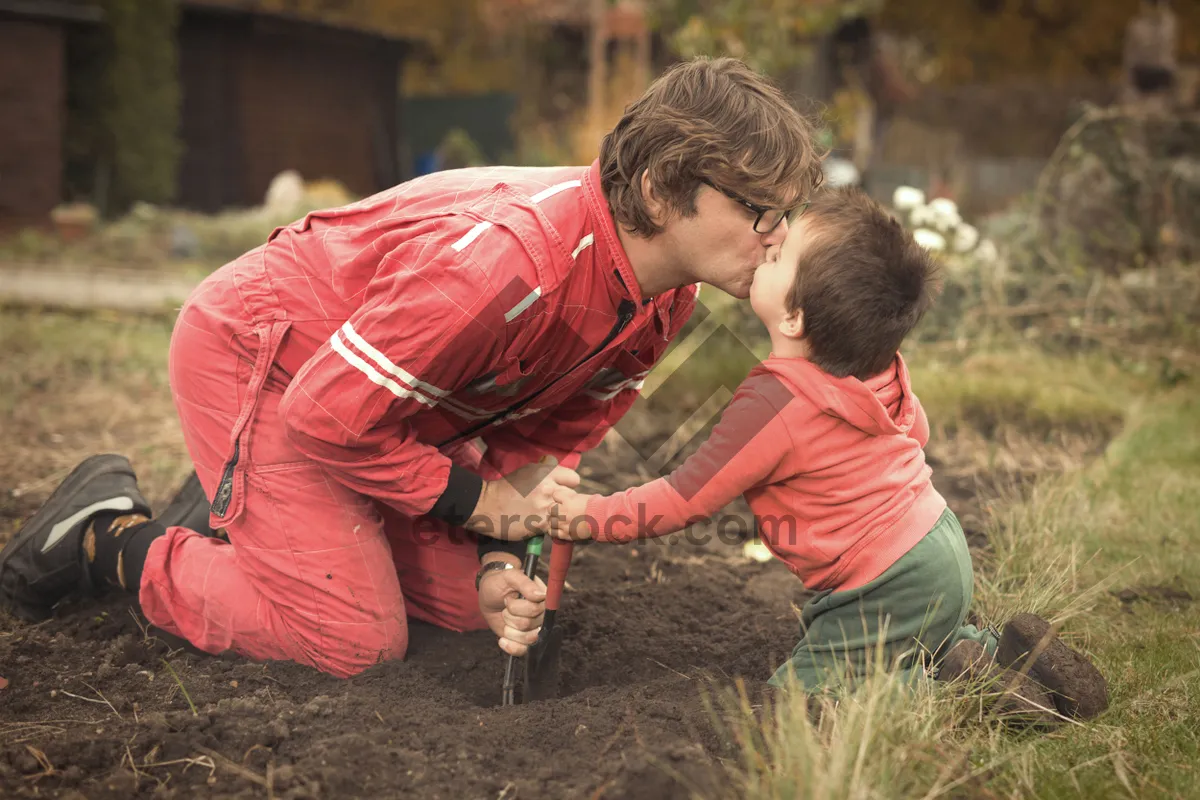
[545,540,573,613]
[501,535,543,705]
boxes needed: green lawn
[714,348,1199,799]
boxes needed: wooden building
[0,0,100,228]
[177,1,417,211]
[0,0,416,224]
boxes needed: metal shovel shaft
[501,536,543,705]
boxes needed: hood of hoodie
[760,353,918,437]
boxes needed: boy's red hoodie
[585,353,946,591]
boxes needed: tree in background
[65,0,182,214]
[654,0,883,77]
[651,0,917,186]
[259,0,521,95]
[881,0,1199,86]
[99,0,182,212]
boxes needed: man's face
[662,182,792,299]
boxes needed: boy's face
[749,216,812,332]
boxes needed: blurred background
[1,0,1197,256]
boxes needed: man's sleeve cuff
[477,536,526,562]
[427,465,483,528]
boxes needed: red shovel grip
[545,540,573,612]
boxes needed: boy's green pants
[768,508,998,691]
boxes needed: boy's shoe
[938,640,1060,728]
[996,613,1108,720]
[938,639,993,683]
[0,454,150,621]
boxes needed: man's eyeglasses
[700,178,808,234]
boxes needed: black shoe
[0,454,150,621]
[157,471,217,537]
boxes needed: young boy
[549,189,1108,721]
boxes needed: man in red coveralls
[1,58,822,677]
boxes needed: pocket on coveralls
[209,320,292,529]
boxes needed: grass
[990,384,1200,798]
[910,349,1136,440]
[160,659,199,717]
[707,347,1200,799]
[0,309,189,538]
[0,180,355,278]
[704,658,1035,800]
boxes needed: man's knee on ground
[279,605,409,678]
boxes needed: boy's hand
[469,460,581,540]
[549,487,594,541]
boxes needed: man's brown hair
[786,189,940,380]
[599,57,824,237]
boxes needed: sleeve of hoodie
[278,220,512,524]
[584,374,795,543]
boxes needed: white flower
[823,157,861,187]
[928,197,961,231]
[130,202,158,221]
[974,239,999,263]
[909,204,938,228]
[952,223,980,253]
[928,197,959,217]
[892,186,926,211]
[912,228,947,252]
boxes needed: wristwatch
[475,559,516,590]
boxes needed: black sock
[84,512,166,591]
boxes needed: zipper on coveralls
[210,440,240,517]
[437,298,637,448]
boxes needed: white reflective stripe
[500,230,589,324]
[584,378,646,402]
[504,287,542,322]
[451,221,493,252]
[499,407,542,424]
[450,180,579,256]
[571,233,594,260]
[339,323,448,398]
[41,496,135,553]
[330,332,436,406]
[530,180,581,203]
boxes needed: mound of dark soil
[0,438,983,799]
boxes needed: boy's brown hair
[599,57,824,237]
[786,189,940,380]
